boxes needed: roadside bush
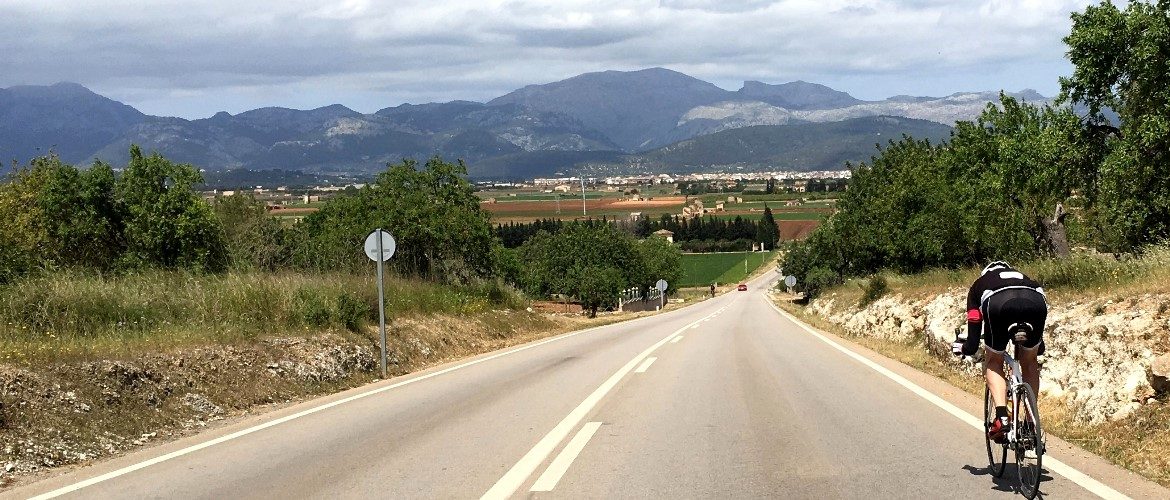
[295,289,333,328]
[335,293,371,332]
[802,266,842,300]
[859,274,889,307]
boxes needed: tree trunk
[1039,202,1071,258]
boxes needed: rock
[1149,354,1170,395]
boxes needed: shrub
[859,274,889,307]
[295,289,333,327]
[335,292,371,332]
[802,267,842,299]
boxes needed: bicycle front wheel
[1015,384,1044,499]
[984,385,1007,477]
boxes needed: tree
[757,204,779,248]
[298,156,497,282]
[1061,0,1170,250]
[637,236,682,294]
[213,193,290,270]
[518,223,662,312]
[118,145,227,271]
[577,266,625,317]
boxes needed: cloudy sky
[0,0,1093,118]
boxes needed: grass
[0,270,526,364]
[825,246,1170,305]
[679,251,777,287]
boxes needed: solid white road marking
[27,306,691,500]
[529,422,604,492]
[481,311,716,500]
[670,336,683,344]
[766,300,1132,500]
[689,325,699,330]
[635,357,657,373]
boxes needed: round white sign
[784,275,797,288]
[655,279,668,292]
[364,230,397,262]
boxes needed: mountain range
[0,68,1049,179]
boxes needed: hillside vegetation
[784,1,1170,294]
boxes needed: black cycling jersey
[962,265,1048,355]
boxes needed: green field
[679,251,777,287]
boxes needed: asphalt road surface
[10,272,1167,499]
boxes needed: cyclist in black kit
[952,261,1048,443]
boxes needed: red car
[737,284,748,291]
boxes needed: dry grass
[825,245,1170,305]
[0,270,524,365]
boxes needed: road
[10,272,1166,499]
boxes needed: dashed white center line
[530,422,604,492]
[635,357,657,373]
[689,325,699,330]
[481,311,714,500]
[670,336,683,344]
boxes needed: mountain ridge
[0,70,1048,178]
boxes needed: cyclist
[952,261,1048,443]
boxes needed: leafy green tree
[757,204,779,248]
[35,158,124,270]
[0,160,51,282]
[1061,0,1170,251]
[213,193,289,270]
[944,95,1106,258]
[637,236,682,294]
[577,266,625,317]
[518,224,645,309]
[298,156,496,282]
[117,145,227,271]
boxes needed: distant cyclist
[952,261,1048,443]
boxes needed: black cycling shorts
[981,288,1047,351]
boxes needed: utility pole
[581,178,586,216]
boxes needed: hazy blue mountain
[1,75,1051,179]
[489,68,731,151]
[474,117,954,179]
[0,82,145,163]
[630,116,954,171]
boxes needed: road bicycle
[984,323,1045,499]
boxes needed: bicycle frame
[994,343,1040,448]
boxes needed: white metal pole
[581,178,586,216]
[376,229,387,379]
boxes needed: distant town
[199,170,850,214]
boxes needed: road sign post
[655,279,668,310]
[365,229,397,379]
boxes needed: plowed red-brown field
[777,220,821,240]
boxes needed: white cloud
[0,0,1094,117]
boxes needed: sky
[0,0,1094,119]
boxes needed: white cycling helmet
[981,260,1010,276]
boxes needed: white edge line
[529,422,604,492]
[765,300,1132,500]
[635,357,657,373]
[670,336,683,344]
[28,308,683,500]
[480,311,715,500]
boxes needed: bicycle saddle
[1007,322,1034,344]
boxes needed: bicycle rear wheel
[1015,384,1044,499]
[984,385,1007,477]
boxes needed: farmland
[678,251,778,287]
[477,186,835,224]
